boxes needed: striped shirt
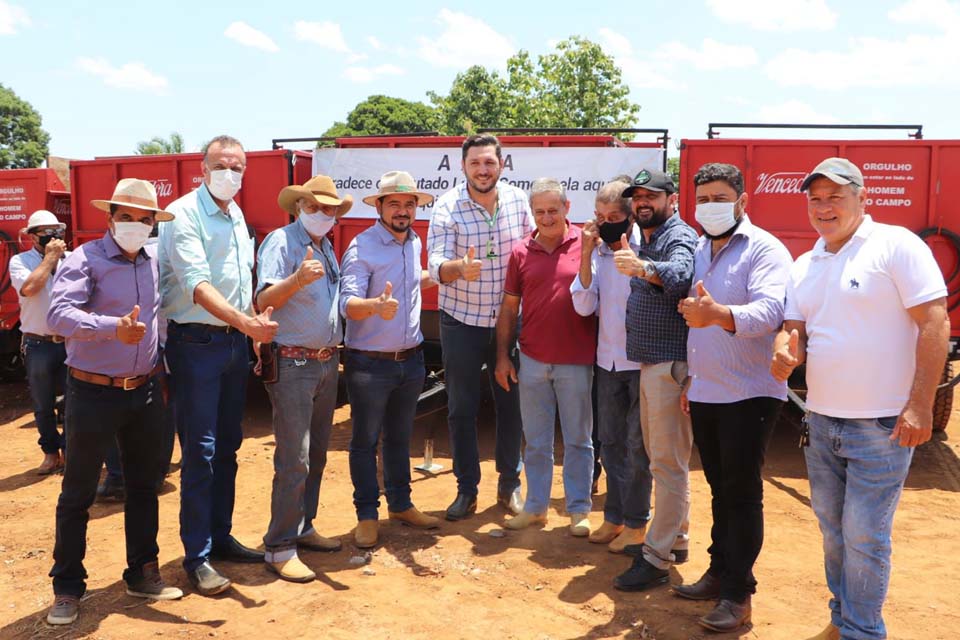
[427,181,533,327]
[686,215,792,403]
[625,213,698,364]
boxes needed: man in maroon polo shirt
[495,177,598,536]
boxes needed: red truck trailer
[678,123,959,429]
[0,168,72,380]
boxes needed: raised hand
[377,281,400,320]
[116,305,147,344]
[613,233,643,277]
[678,280,717,328]
[296,245,325,287]
[44,238,67,260]
[461,245,481,281]
[770,329,800,382]
[581,220,601,254]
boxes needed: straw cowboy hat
[362,171,434,207]
[278,175,353,218]
[91,178,175,221]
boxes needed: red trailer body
[679,138,960,339]
[69,150,312,247]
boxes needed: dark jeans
[591,372,602,483]
[23,337,67,454]
[49,375,164,597]
[690,396,782,602]
[165,323,249,572]
[104,376,176,488]
[440,312,522,496]
[345,350,425,520]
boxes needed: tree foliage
[429,36,640,133]
[0,83,50,169]
[321,95,438,142]
[136,132,185,155]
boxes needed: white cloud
[343,64,405,84]
[0,0,29,35]
[705,0,837,31]
[756,100,839,123]
[888,0,960,31]
[596,28,684,90]
[294,20,352,54]
[655,38,758,70]
[366,36,383,50]
[417,10,514,69]
[347,52,369,63]
[75,57,169,95]
[224,21,278,53]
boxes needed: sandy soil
[1,380,959,640]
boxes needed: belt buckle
[121,376,138,391]
[393,350,403,362]
[52,336,64,344]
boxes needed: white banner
[313,146,664,223]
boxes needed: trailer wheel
[933,361,954,432]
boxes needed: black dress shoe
[672,570,722,601]
[496,488,522,516]
[445,493,478,521]
[623,543,689,564]
[187,561,231,596]
[210,536,265,563]
[613,556,669,592]
[699,597,751,632]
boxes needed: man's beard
[466,172,500,194]
[634,204,672,229]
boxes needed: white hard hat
[24,210,66,232]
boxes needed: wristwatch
[640,261,657,279]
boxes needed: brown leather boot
[608,525,646,553]
[355,520,379,548]
[37,452,60,475]
[672,570,722,600]
[388,507,441,529]
[698,597,751,633]
[588,521,623,544]
[805,622,841,640]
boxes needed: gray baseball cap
[800,157,864,191]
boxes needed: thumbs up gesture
[771,328,802,382]
[613,233,643,277]
[677,280,719,328]
[460,245,481,281]
[376,281,400,320]
[116,305,147,344]
[295,245,325,288]
[244,305,279,344]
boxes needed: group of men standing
[11,131,948,640]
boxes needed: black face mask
[37,231,63,248]
[598,217,633,244]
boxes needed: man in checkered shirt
[427,134,532,521]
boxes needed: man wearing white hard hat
[254,175,353,582]
[340,170,440,549]
[9,210,70,474]
[45,178,182,625]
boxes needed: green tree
[667,156,680,185]
[321,95,438,142]
[431,36,641,134]
[0,83,50,169]
[136,132,185,155]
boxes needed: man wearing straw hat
[340,170,440,549]
[45,178,182,625]
[255,176,353,582]
[9,209,70,474]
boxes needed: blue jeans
[596,366,651,528]
[264,356,337,554]
[517,352,594,515]
[345,350,425,521]
[23,337,67,454]
[440,312,522,496]
[805,412,913,640]
[165,323,249,572]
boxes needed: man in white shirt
[570,180,652,552]
[9,210,69,474]
[771,157,949,640]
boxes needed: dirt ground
[1,380,959,640]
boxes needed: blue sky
[1,0,958,160]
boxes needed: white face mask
[298,208,336,237]
[208,169,242,200]
[112,221,153,253]
[695,200,739,237]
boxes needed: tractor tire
[933,360,954,432]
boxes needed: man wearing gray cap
[771,157,949,640]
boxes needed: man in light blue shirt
[158,135,278,596]
[340,171,440,549]
[255,175,352,583]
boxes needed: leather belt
[69,363,163,391]
[170,321,236,333]
[347,345,422,362]
[279,346,336,362]
[24,332,64,343]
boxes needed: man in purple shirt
[672,163,792,633]
[44,179,182,625]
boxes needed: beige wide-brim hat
[278,175,353,218]
[91,178,175,221]
[362,170,434,207]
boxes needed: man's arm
[494,293,521,391]
[46,253,121,341]
[16,240,66,297]
[892,297,950,447]
[571,242,600,317]
[770,320,807,383]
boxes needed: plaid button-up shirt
[427,181,533,327]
